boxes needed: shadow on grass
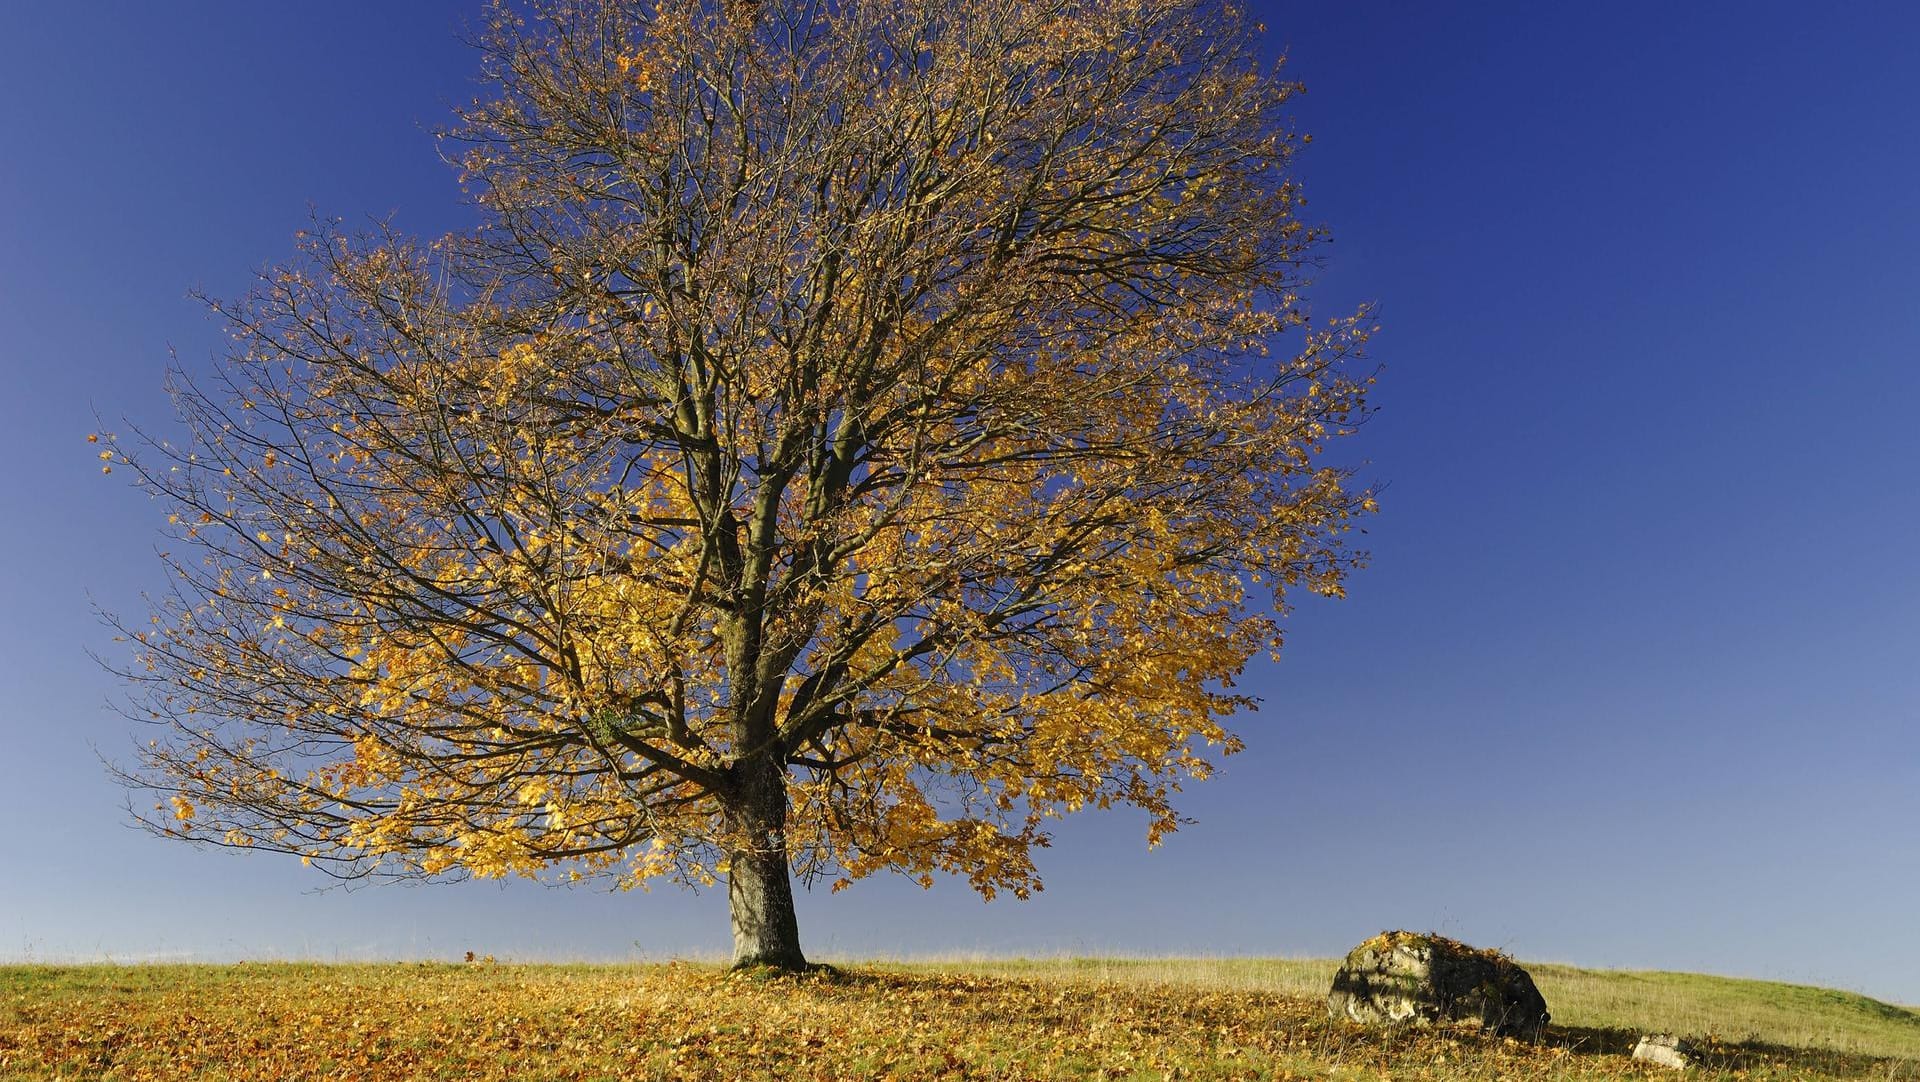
[1543,1023,1916,1078]
[720,960,856,984]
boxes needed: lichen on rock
[1632,1033,1700,1070]
[1327,930,1550,1037]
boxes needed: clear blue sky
[3,3,1916,1002]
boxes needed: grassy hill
[904,956,1920,1060]
[2,958,1915,1079]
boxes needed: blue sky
[3,3,1916,1002]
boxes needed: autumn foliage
[9,963,1898,1080]
[99,0,1373,967]
[16,964,1311,1081]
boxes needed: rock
[1326,930,1550,1036]
[1632,1034,1699,1070]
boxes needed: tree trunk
[723,754,808,970]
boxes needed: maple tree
[100,0,1374,969]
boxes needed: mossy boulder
[1327,931,1549,1037]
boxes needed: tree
[100,0,1374,970]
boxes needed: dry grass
[882,956,1341,999]
[1,959,1915,1080]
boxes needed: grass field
[900,957,1920,1060]
[3,957,1916,1080]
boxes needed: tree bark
[723,754,808,970]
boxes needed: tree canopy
[101,0,1374,968]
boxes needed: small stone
[1632,1033,1698,1070]
[1326,930,1549,1037]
